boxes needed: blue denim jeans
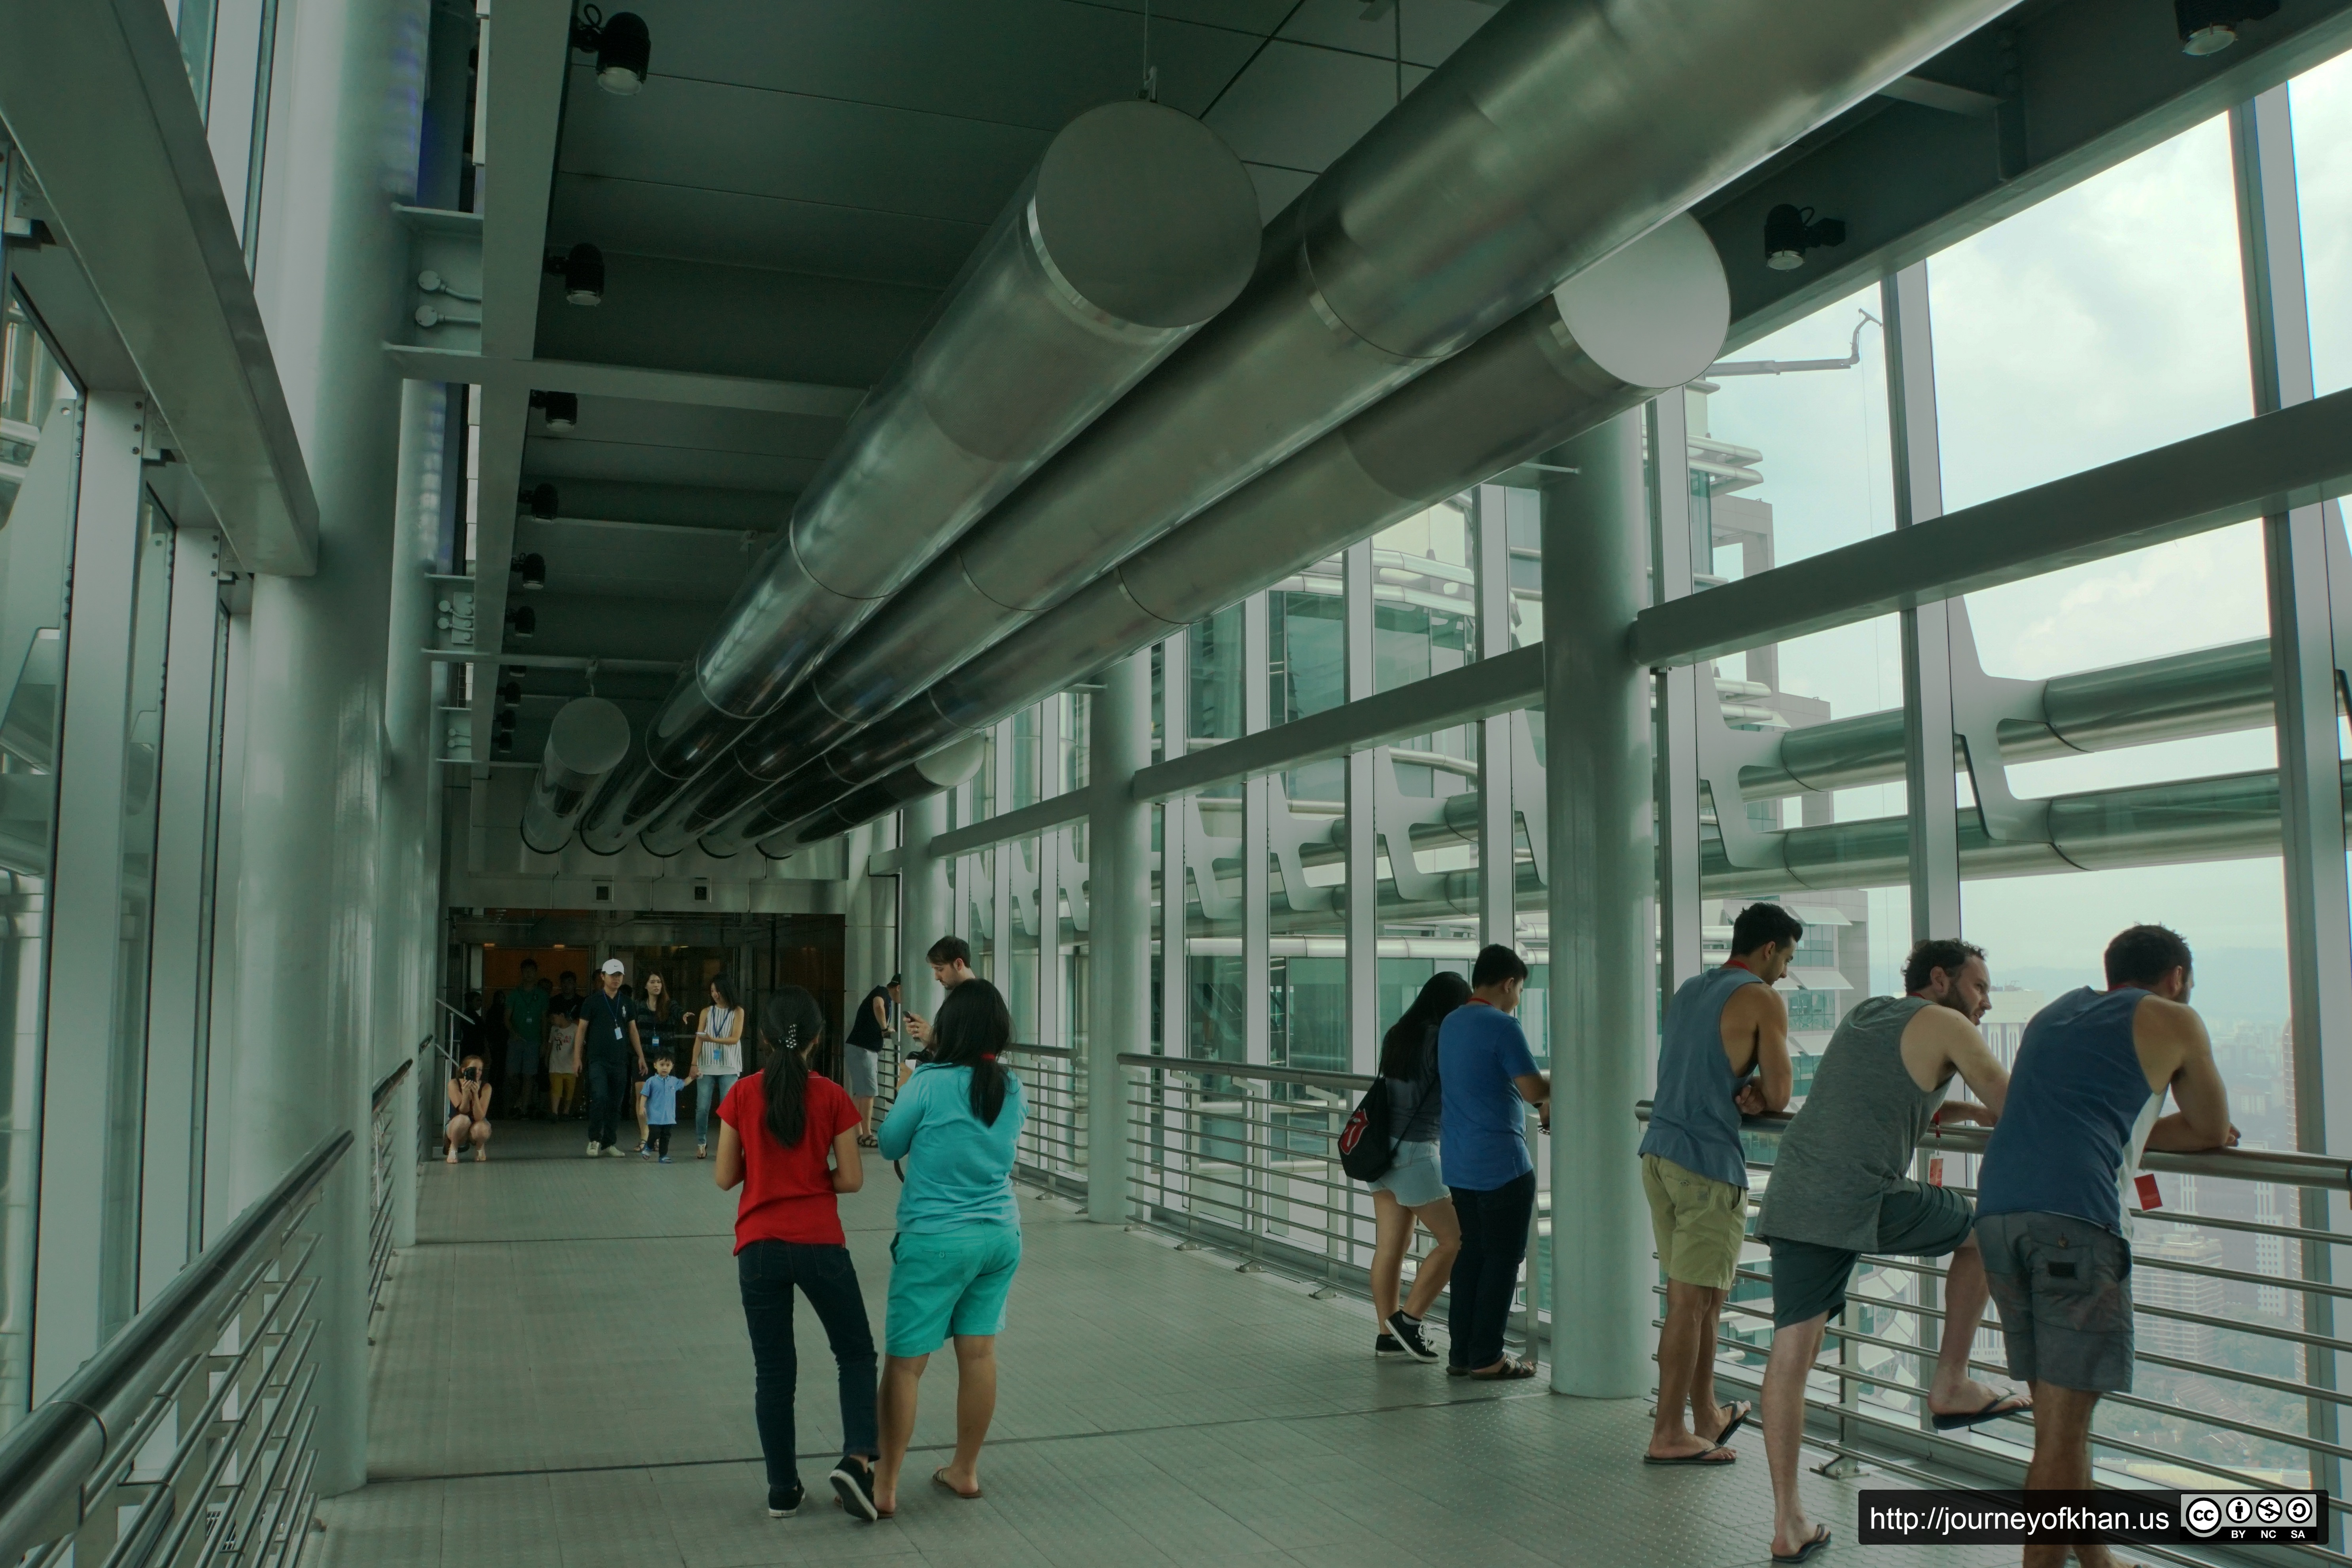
[737,1240,878,1490]
[694,1072,738,1147]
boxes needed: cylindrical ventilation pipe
[520,697,632,854]
[714,215,1731,855]
[648,0,2010,848]
[575,102,1260,851]
[755,736,990,860]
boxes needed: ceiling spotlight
[493,731,513,754]
[571,7,650,95]
[507,604,537,639]
[2174,0,2277,53]
[529,390,579,432]
[1764,203,1848,272]
[521,482,559,519]
[511,551,548,590]
[498,680,524,706]
[545,242,605,306]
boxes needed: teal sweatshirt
[877,1063,1026,1233]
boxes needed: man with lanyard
[576,957,646,1158]
[1435,944,1550,1381]
[1975,925,2235,1568]
[1639,902,1801,1467]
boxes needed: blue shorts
[885,1226,1022,1358]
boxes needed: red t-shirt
[719,1072,861,1251]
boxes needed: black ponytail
[1379,970,1470,1080]
[929,978,1011,1125]
[759,986,826,1149]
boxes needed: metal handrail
[1117,1051,1373,1094]
[1633,1099,2352,1192]
[0,1130,350,1561]
[371,1056,413,1111]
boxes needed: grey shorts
[1368,1139,1447,1207]
[844,1044,879,1098]
[1976,1210,2135,1393]
[506,1039,539,1076]
[1764,1184,1975,1330]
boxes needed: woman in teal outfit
[872,978,1026,1517]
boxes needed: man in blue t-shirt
[1436,944,1550,1380]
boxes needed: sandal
[931,1468,982,1500]
[1468,1356,1538,1381]
[857,1133,879,1148]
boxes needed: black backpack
[1338,1078,1396,1182]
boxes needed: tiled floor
[315,1121,2017,1568]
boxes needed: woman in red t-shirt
[713,986,882,1524]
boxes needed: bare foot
[1645,1430,1734,1462]
[1927,1379,2029,1422]
[933,1465,982,1498]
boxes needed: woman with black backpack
[1365,972,1469,1363]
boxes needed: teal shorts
[885,1226,1022,1358]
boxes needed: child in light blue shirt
[639,1055,683,1163]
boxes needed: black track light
[2174,0,2277,53]
[511,551,548,590]
[493,731,513,754]
[528,390,578,432]
[545,242,605,306]
[507,604,537,639]
[498,679,524,705]
[1764,204,1847,272]
[521,482,559,519]
[571,7,649,95]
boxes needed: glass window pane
[2293,49,2352,397]
[1931,114,2251,511]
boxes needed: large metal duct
[679,215,1733,856]
[755,737,990,861]
[573,102,1260,852]
[693,0,2011,834]
[520,697,631,854]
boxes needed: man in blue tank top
[1975,924,2234,1568]
[1639,902,1799,1466]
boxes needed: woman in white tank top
[693,976,746,1158]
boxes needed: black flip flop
[1642,1443,1735,1467]
[1773,1525,1832,1564]
[1931,1392,2028,1431]
[1711,1399,1753,1447]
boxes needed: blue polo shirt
[1438,1001,1539,1191]
[641,1072,682,1126]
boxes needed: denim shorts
[1369,1139,1447,1208]
[885,1225,1022,1358]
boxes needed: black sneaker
[1387,1312,1440,1364]
[767,1483,803,1519]
[1375,1332,1405,1358]
[829,1456,880,1523]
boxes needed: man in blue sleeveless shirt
[1976,925,2233,1568]
[1640,903,1799,1466]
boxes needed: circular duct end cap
[547,697,632,774]
[914,734,990,791]
[1034,101,1261,330]
[1552,214,1730,391]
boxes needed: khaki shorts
[1642,1153,1749,1291]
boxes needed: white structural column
[1540,413,1654,1398]
[2233,85,2352,1511]
[1648,395,1706,990]
[1087,652,1150,1221]
[1160,631,1191,1060]
[381,379,453,1253]
[899,793,949,1023]
[221,0,424,1496]
[1884,265,1962,938]
[33,393,148,1397]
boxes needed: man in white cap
[575,957,645,1157]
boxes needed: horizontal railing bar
[1121,1053,1373,1092]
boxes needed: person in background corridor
[640,1053,684,1162]
[715,985,880,1524]
[545,980,579,1119]
[1437,944,1548,1381]
[694,975,746,1159]
[577,957,645,1157]
[1640,902,1801,1467]
[1758,938,2021,1566]
[1974,925,2236,1568]
[844,974,896,1147]
[504,959,547,1120]
[459,989,488,1060]
[636,971,680,1131]
[446,1054,493,1162]
[900,937,974,1090]
[1365,971,1468,1364]
[875,978,1027,1515]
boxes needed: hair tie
[980,1052,997,1062]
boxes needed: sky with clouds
[1683,66,2352,1013]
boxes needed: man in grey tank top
[1757,939,2021,1566]
[1639,902,1799,1467]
